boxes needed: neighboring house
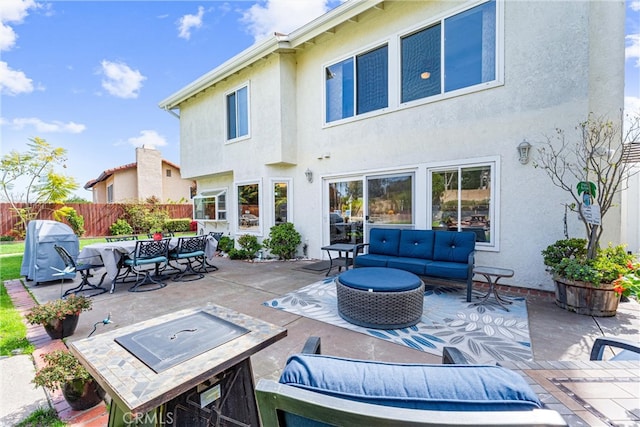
[159,0,626,291]
[84,146,193,203]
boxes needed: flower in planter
[25,295,92,326]
[32,350,93,391]
[32,350,105,411]
[613,261,640,299]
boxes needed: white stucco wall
[176,0,625,291]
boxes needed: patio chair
[53,245,108,297]
[123,238,170,292]
[201,231,223,272]
[105,235,138,242]
[255,337,567,427]
[169,235,207,282]
[590,336,640,361]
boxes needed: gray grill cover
[20,220,79,284]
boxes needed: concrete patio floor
[27,256,640,382]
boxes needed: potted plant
[535,113,640,316]
[33,350,105,411]
[542,239,635,316]
[25,295,92,339]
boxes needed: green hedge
[165,218,192,232]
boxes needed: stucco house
[84,146,194,203]
[159,0,626,291]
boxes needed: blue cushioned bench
[354,228,476,301]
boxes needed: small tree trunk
[586,225,600,259]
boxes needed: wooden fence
[0,203,193,238]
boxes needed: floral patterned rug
[263,277,532,364]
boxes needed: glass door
[364,173,414,237]
[327,179,363,245]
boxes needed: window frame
[271,178,292,226]
[193,188,227,222]
[235,180,262,235]
[225,82,251,142]
[324,43,390,125]
[427,157,500,251]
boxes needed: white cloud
[4,117,86,133]
[99,60,146,99]
[127,130,167,149]
[0,60,33,95]
[0,0,36,51]
[630,0,640,12]
[241,0,330,42]
[178,6,205,40]
[626,33,640,68]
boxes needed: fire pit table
[336,267,424,329]
[69,305,286,427]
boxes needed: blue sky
[1,0,639,200]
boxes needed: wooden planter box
[554,275,620,317]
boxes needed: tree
[0,137,79,235]
[534,112,640,259]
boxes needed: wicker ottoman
[336,267,424,329]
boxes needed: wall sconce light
[518,139,532,164]
[305,168,313,183]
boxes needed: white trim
[224,81,251,143]
[270,178,293,226]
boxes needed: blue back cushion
[279,354,542,411]
[433,231,475,263]
[368,228,401,256]
[398,230,435,259]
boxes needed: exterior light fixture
[518,139,532,164]
[420,71,431,79]
[305,168,313,183]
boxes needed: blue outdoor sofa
[354,228,476,301]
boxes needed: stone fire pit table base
[336,267,424,329]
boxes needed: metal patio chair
[53,245,108,297]
[123,238,170,292]
[169,235,207,282]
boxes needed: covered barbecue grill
[21,220,79,284]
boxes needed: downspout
[163,106,180,119]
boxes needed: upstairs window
[227,85,249,140]
[326,45,388,123]
[401,0,496,103]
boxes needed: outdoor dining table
[78,235,218,292]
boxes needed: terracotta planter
[553,275,620,317]
[62,378,105,411]
[43,314,80,339]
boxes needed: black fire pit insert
[114,311,249,373]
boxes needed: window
[367,174,414,227]
[194,189,227,221]
[237,182,260,231]
[166,169,172,177]
[401,0,496,103]
[273,181,290,224]
[326,45,388,123]
[107,184,113,204]
[227,85,249,140]
[430,163,493,245]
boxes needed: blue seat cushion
[425,261,469,280]
[398,230,435,260]
[368,228,401,256]
[124,256,167,267]
[433,231,475,263]
[338,267,422,292]
[279,354,542,411]
[354,254,390,268]
[387,257,432,275]
[171,250,205,259]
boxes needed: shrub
[236,234,261,260]
[109,219,133,236]
[262,223,301,260]
[164,218,191,232]
[217,236,234,253]
[541,238,587,270]
[32,350,93,391]
[0,235,15,242]
[53,207,85,237]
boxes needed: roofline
[158,0,384,111]
[84,159,181,189]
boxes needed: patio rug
[263,277,532,364]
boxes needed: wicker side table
[336,267,424,329]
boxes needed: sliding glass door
[327,179,363,244]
